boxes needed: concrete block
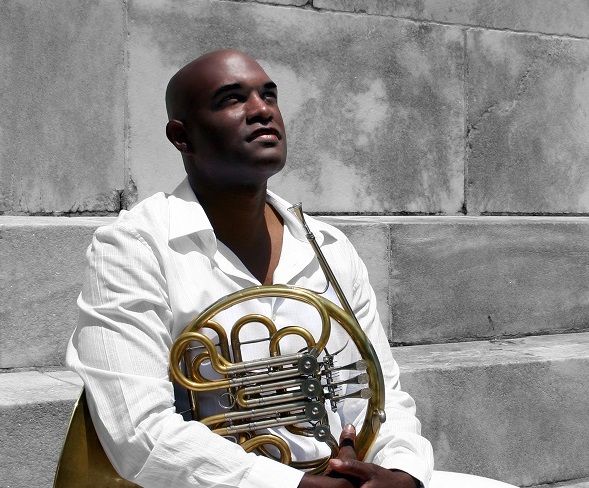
[0,371,82,488]
[387,216,589,344]
[320,217,390,329]
[237,0,308,5]
[0,216,114,368]
[0,0,125,214]
[395,333,589,486]
[313,0,589,38]
[128,0,465,213]
[466,30,589,214]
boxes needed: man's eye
[263,92,277,102]
[219,94,242,105]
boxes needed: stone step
[0,370,82,488]
[394,332,589,487]
[1,332,587,488]
[529,478,589,488]
[3,216,589,369]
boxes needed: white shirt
[67,178,434,488]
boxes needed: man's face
[181,52,287,188]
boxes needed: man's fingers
[339,424,356,449]
[328,458,373,482]
[336,424,357,462]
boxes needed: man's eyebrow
[213,83,242,98]
[212,81,277,99]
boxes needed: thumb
[337,424,357,461]
[328,459,373,482]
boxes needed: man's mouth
[247,127,281,142]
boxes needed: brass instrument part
[241,434,292,465]
[53,391,139,488]
[231,314,278,361]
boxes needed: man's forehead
[189,52,273,93]
[165,50,275,119]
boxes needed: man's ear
[166,119,192,154]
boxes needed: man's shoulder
[95,191,171,243]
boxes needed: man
[67,49,433,487]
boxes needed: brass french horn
[54,204,386,487]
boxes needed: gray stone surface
[0,371,82,488]
[386,216,589,344]
[0,0,125,214]
[313,0,589,38]
[0,370,82,406]
[128,0,465,213]
[396,333,589,486]
[240,0,308,5]
[531,479,589,488]
[531,478,589,488]
[0,217,114,368]
[2,333,588,487]
[466,30,589,214]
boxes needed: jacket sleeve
[342,237,434,487]
[66,223,304,488]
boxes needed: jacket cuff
[240,455,304,488]
[378,453,431,488]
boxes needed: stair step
[3,215,589,368]
[394,332,589,487]
[529,478,589,488]
[0,370,82,488]
[1,333,587,488]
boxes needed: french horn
[54,203,386,487]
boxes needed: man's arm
[67,223,304,488]
[333,237,434,487]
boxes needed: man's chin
[253,158,286,178]
[244,147,286,172]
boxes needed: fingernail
[343,424,355,433]
[330,459,342,467]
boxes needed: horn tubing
[200,401,308,427]
[231,314,279,362]
[213,414,309,435]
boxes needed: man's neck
[188,177,284,285]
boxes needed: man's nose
[246,93,272,123]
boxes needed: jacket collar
[167,178,338,253]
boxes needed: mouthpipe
[288,202,357,321]
[288,202,314,238]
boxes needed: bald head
[164,49,286,188]
[165,49,264,121]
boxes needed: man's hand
[298,473,356,488]
[326,425,419,488]
[329,460,418,488]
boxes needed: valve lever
[330,373,369,387]
[324,359,367,373]
[331,388,372,403]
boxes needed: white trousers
[430,471,518,488]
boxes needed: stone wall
[2,0,587,216]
